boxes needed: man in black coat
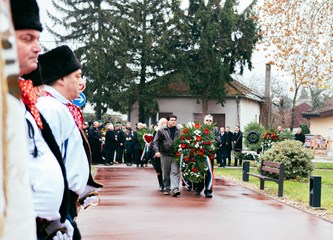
[88,121,103,164]
[232,126,243,166]
[104,123,118,166]
[225,126,233,166]
[294,127,305,144]
[217,127,228,167]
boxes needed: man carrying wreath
[153,115,181,197]
[193,114,216,198]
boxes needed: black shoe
[159,186,164,192]
[205,192,213,198]
[172,191,181,197]
[105,163,111,166]
[195,191,201,196]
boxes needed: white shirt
[3,95,36,240]
[25,112,64,220]
[37,86,89,195]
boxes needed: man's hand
[82,195,100,209]
[155,152,161,158]
[52,231,70,240]
[79,185,101,199]
[47,219,73,240]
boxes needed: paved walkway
[77,166,333,240]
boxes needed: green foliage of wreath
[244,121,265,151]
[247,130,260,143]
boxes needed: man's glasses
[205,120,213,122]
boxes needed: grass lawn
[214,161,333,214]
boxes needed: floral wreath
[174,122,217,183]
[246,130,260,144]
[143,133,153,144]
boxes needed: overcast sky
[36,0,270,85]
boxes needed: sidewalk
[313,150,333,162]
[77,165,333,240]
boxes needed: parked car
[304,134,327,149]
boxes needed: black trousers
[194,158,214,194]
[226,146,232,165]
[68,190,81,240]
[105,150,116,164]
[124,151,134,164]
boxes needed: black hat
[22,64,43,86]
[10,0,43,32]
[38,45,82,84]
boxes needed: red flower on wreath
[174,122,217,184]
[198,148,204,156]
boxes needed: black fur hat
[10,0,43,32]
[38,45,81,84]
[22,64,43,86]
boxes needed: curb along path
[77,166,333,240]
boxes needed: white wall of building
[129,97,261,131]
[239,98,261,131]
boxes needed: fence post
[242,161,250,182]
[309,176,321,208]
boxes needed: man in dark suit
[225,126,233,166]
[217,127,228,167]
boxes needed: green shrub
[244,122,265,151]
[260,139,314,179]
[299,124,310,134]
[278,129,294,141]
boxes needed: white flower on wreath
[194,142,200,148]
[186,122,195,128]
[194,130,201,136]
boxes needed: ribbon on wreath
[140,145,149,161]
[179,154,190,187]
[205,156,214,190]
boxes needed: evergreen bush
[244,122,265,151]
[260,139,314,179]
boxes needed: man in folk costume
[193,114,215,198]
[22,67,73,240]
[37,45,103,240]
[1,0,37,238]
[10,0,73,239]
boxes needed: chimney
[260,63,272,128]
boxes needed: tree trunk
[201,98,209,116]
[290,83,300,132]
[95,101,102,120]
